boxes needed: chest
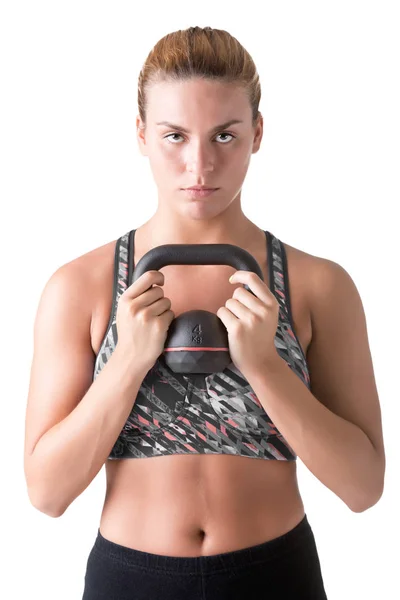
[156,262,269,319]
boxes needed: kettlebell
[132,243,264,374]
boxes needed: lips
[183,188,218,199]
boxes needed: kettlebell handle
[132,243,264,292]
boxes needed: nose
[185,140,215,174]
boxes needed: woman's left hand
[216,271,281,376]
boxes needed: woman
[24,26,385,599]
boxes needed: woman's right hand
[115,270,175,370]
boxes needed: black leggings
[82,514,328,599]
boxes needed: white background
[1,1,399,598]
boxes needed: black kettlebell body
[132,243,264,374]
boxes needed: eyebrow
[156,119,244,134]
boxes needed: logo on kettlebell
[192,324,202,345]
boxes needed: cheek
[237,159,251,180]
[159,142,185,168]
[148,142,179,172]
[223,155,250,186]
[222,142,251,169]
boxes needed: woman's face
[136,78,263,220]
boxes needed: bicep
[306,259,385,463]
[24,263,95,481]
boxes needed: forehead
[146,78,251,123]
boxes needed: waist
[100,456,305,557]
[95,513,313,574]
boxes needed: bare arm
[244,258,385,512]
[23,261,150,517]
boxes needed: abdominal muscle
[99,454,306,557]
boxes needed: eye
[164,132,235,144]
[216,132,235,144]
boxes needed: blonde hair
[138,26,261,127]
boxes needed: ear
[252,113,263,154]
[136,115,148,157]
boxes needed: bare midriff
[91,226,312,557]
[100,455,306,557]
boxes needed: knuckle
[231,320,241,333]
[137,308,148,322]
[248,313,258,326]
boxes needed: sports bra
[93,229,311,461]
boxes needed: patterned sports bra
[93,229,310,461]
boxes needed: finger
[124,270,164,299]
[217,305,239,327]
[224,297,252,320]
[231,286,267,314]
[230,271,274,306]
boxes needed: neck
[140,197,262,247]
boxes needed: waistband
[92,514,313,575]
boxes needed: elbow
[27,487,67,518]
[349,452,386,513]
[348,483,385,514]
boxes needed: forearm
[27,348,150,517]
[245,354,383,512]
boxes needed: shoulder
[281,236,368,364]
[280,239,354,309]
[50,236,118,290]
[279,239,326,310]
[278,239,360,360]
[39,237,119,335]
